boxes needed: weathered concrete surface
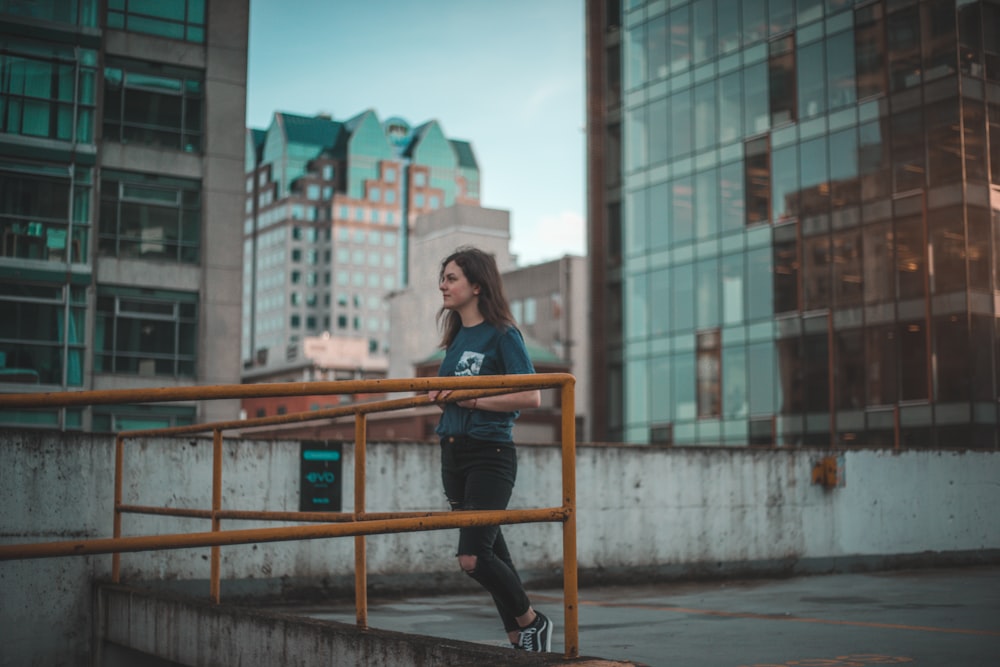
[96,585,638,667]
[2,428,998,665]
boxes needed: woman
[427,246,553,652]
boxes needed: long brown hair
[437,246,515,348]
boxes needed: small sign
[300,441,342,512]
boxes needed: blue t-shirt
[435,321,535,442]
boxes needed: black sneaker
[518,611,553,652]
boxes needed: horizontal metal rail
[0,373,579,657]
[0,507,569,560]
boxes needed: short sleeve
[498,327,535,375]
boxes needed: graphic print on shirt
[454,350,484,376]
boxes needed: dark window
[862,221,894,305]
[887,5,922,91]
[894,213,927,300]
[967,206,991,291]
[855,3,887,98]
[107,0,206,43]
[858,118,891,200]
[777,337,804,414]
[803,328,830,412]
[891,109,925,193]
[803,234,832,311]
[773,224,799,314]
[899,319,929,401]
[925,100,963,187]
[835,329,865,410]
[104,59,203,152]
[95,287,197,377]
[0,161,91,263]
[696,330,721,418]
[866,324,897,405]
[99,170,201,263]
[745,137,770,225]
[0,41,97,143]
[929,206,966,294]
[922,0,957,81]
[934,314,969,402]
[963,100,988,182]
[0,282,86,386]
[769,36,797,125]
[970,314,994,401]
[832,230,863,308]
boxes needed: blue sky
[246,0,586,267]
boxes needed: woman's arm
[458,389,540,412]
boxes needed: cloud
[511,210,586,266]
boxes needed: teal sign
[300,441,342,511]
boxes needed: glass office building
[587,0,1000,446]
[0,1,248,430]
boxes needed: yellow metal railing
[0,373,580,657]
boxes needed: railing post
[210,429,223,604]
[112,435,124,583]
[354,412,368,628]
[560,378,579,658]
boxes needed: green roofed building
[243,110,480,372]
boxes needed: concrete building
[242,112,480,377]
[0,0,249,430]
[587,0,1000,447]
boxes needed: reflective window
[669,5,691,74]
[898,318,928,400]
[769,37,797,125]
[925,100,962,187]
[694,168,719,240]
[692,0,716,65]
[773,224,799,313]
[834,329,865,410]
[831,230,862,308]
[746,247,773,321]
[858,119,890,200]
[649,181,670,250]
[826,30,856,110]
[798,40,825,119]
[104,59,203,152]
[803,234,831,311]
[967,206,991,291]
[894,213,926,300]
[626,105,647,171]
[771,144,799,223]
[769,0,794,37]
[718,70,743,144]
[624,23,645,90]
[107,0,206,43]
[672,262,694,332]
[717,0,741,54]
[673,352,696,420]
[855,3,887,98]
[648,96,669,165]
[719,160,744,234]
[862,221,893,305]
[828,127,859,208]
[95,287,197,377]
[741,0,767,45]
[722,344,748,418]
[694,80,717,152]
[670,88,692,159]
[0,0,98,26]
[799,136,829,216]
[922,0,957,81]
[647,14,668,81]
[891,109,925,192]
[696,258,720,329]
[744,61,769,136]
[99,170,200,263]
[887,5,921,91]
[929,206,966,294]
[625,273,647,340]
[0,282,86,386]
[625,187,647,256]
[650,268,671,336]
[747,341,775,414]
[866,324,897,405]
[963,100,987,182]
[0,40,96,143]
[672,176,694,244]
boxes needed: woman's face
[439,260,479,312]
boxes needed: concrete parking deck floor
[284,565,1000,666]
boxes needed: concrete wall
[1,429,998,666]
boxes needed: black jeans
[440,435,529,633]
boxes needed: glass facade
[599,0,999,447]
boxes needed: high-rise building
[587,0,1000,447]
[0,0,249,430]
[243,111,480,373]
